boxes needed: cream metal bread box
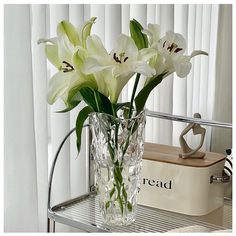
[138,142,226,216]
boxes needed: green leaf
[119,199,124,215]
[105,201,111,210]
[60,81,96,112]
[115,102,131,111]
[79,87,98,111]
[109,187,115,199]
[114,166,123,185]
[95,90,113,115]
[80,87,114,115]
[122,186,127,202]
[127,201,133,212]
[130,19,148,50]
[135,72,167,114]
[76,106,94,153]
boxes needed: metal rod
[47,218,55,233]
[47,128,76,210]
[146,110,232,129]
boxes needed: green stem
[111,103,118,119]
[128,73,141,118]
[94,90,101,112]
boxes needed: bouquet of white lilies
[39,17,208,225]
[39,17,207,154]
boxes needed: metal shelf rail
[47,110,232,233]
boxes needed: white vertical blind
[145,4,156,142]
[31,5,48,232]
[205,5,219,150]
[48,4,72,232]
[121,4,130,102]
[186,5,196,118]
[199,5,212,150]
[152,4,161,144]
[105,5,122,102]
[211,4,232,153]
[49,4,71,210]
[90,4,105,43]
[172,4,188,146]
[4,4,232,232]
[192,5,203,116]
[68,4,88,202]
[129,4,147,96]
[4,4,39,232]
[158,5,174,146]
[69,4,84,28]
[105,5,122,52]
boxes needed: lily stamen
[113,53,122,64]
[62,61,74,73]
[163,41,166,48]
[124,57,129,62]
[174,48,183,53]
[165,42,182,54]
[167,43,178,52]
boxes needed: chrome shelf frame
[146,110,232,129]
[47,110,232,233]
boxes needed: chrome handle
[210,173,231,183]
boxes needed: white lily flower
[38,18,97,105]
[143,27,208,80]
[142,23,161,48]
[157,31,208,77]
[82,34,156,103]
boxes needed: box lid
[143,142,225,167]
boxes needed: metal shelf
[48,192,230,233]
[47,111,232,233]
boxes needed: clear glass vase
[89,110,146,226]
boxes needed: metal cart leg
[47,218,55,233]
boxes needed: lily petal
[130,61,156,77]
[45,44,61,69]
[82,57,112,74]
[142,23,160,46]
[112,64,133,77]
[57,20,80,46]
[158,31,186,56]
[72,47,88,71]
[173,59,192,78]
[93,71,109,97]
[81,17,97,48]
[61,71,97,104]
[86,35,108,58]
[115,34,138,59]
[190,50,208,58]
[57,35,75,64]
[165,31,186,52]
[37,37,58,45]
[105,72,134,103]
[138,48,157,61]
[47,71,72,104]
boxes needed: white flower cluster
[39,17,207,106]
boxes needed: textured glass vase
[89,110,146,226]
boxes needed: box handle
[210,172,231,183]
